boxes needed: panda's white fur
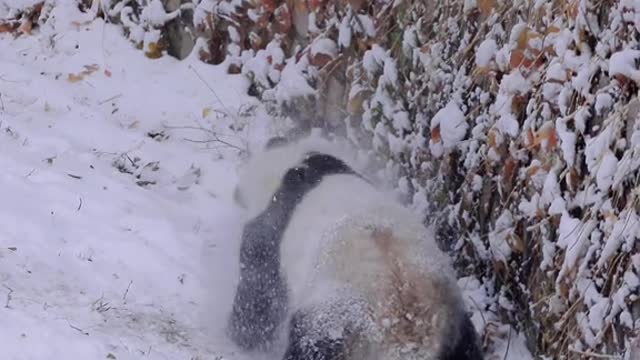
[231,136,480,360]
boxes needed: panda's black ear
[265,136,289,149]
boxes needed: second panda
[227,136,483,360]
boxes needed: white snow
[597,210,640,267]
[609,48,640,83]
[556,212,596,285]
[338,16,352,48]
[430,101,468,156]
[0,4,264,360]
[475,39,497,67]
[491,70,529,137]
[311,38,338,59]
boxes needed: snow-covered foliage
[5,0,640,358]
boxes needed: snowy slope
[0,4,266,359]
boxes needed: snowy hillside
[0,3,270,359]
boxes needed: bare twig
[3,285,13,308]
[164,124,245,152]
[568,348,621,359]
[24,168,36,178]
[122,280,133,303]
[68,322,90,336]
[502,326,512,360]
[98,93,122,105]
[188,65,239,124]
[77,197,83,211]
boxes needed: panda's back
[279,173,454,310]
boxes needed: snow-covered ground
[0,3,268,359]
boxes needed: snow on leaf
[597,209,640,267]
[609,48,640,84]
[429,101,467,154]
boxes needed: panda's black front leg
[282,310,347,360]
[228,217,288,351]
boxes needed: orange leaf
[529,126,558,151]
[431,125,441,143]
[510,49,527,69]
[546,128,559,151]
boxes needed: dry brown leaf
[527,164,541,177]
[84,64,99,73]
[71,20,93,29]
[310,0,324,11]
[503,157,517,187]
[18,20,32,35]
[509,234,526,254]
[526,128,535,146]
[104,69,112,77]
[478,0,495,16]
[487,129,497,148]
[510,27,546,70]
[0,22,18,33]
[262,0,278,12]
[565,0,579,20]
[347,91,368,115]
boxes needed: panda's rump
[280,175,460,358]
[324,223,458,359]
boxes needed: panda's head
[233,135,356,217]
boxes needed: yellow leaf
[145,42,163,59]
[67,73,84,83]
[202,107,212,118]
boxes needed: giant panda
[227,135,483,360]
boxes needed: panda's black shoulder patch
[279,152,356,191]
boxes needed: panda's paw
[282,309,347,360]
